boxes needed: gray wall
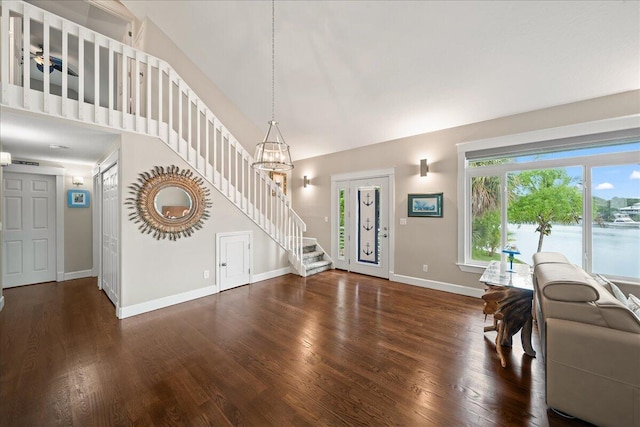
[292,90,640,292]
[63,173,93,273]
[140,19,263,156]
[119,132,288,307]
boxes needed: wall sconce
[72,176,84,186]
[303,175,310,188]
[420,159,429,177]
[0,152,11,166]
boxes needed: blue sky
[514,143,640,200]
[592,164,640,200]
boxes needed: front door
[2,172,56,287]
[333,176,390,279]
[218,232,251,291]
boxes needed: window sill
[456,263,487,275]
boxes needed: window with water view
[466,140,640,281]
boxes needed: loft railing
[0,0,307,274]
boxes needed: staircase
[0,0,332,277]
[302,238,332,277]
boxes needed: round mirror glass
[154,187,193,219]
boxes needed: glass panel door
[349,177,389,278]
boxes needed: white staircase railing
[0,0,307,275]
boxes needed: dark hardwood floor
[0,271,592,426]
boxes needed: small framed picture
[269,171,287,195]
[408,193,443,217]
[68,189,90,208]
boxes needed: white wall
[119,132,288,308]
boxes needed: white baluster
[42,13,49,112]
[22,6,29,108]
[107,40,113,126]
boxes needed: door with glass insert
[333,177,389,278]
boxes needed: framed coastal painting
[408,193,442,217]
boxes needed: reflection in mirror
[154,187,193,219]
[126,165,211,240]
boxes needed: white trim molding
[331,167,396,182]
[117,285,217,319]
[0,295,5,312]
[63,269,93,281]
[251,266,291,283]
[391,273,485,298]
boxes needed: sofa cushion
[537,263,600,302]
[532,252,570,266]
[536,261,640,334]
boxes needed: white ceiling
[0,109,117,166]
[122,0,640,160]
[2,1,639,165]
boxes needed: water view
[509,223,640,279]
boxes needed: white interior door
[332,176,390,279]
[2,172,56,287]
[217,232,251,292]
[101,164,119,306]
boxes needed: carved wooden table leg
[482,284,536,367]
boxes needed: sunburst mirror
[126,166,211,240]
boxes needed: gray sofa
[532,252,640,427]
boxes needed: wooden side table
[480,261,536,367]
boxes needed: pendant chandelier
[252,0,293,172]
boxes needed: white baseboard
[251,266,291,283]
[117,285,217,319]
[0,295,4,312]
[63,270,93,281]
[391,273,485,298]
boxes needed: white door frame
[91,165,101,281]
[95,150,119,310]
[216,230,253,292]
[331,168,395,277]
[3,164,65,282]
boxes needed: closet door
[101,164,119,306]
[3,173,56,287]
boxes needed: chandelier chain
[271,0,275,121]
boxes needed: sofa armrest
[546,318,640,427]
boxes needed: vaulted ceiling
[122,0,640,160]
[2,1,639,165]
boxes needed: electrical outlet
[203,270,210,279]
[423,264,428,273]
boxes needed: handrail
[0,0,308,274]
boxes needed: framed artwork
[408,193,443,217]
[68,189,90,208]
[269,171,287,195]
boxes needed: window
[459,121,640,282]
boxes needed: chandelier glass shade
[253,120,293,171]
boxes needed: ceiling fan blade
[50,56,79,77]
